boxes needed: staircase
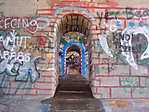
[52,74,105,112]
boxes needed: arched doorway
[61,42,87,78]
[66,45,82,75]
[55,14,93,99]
[57,14,92,79]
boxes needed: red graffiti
[38,36,47,48]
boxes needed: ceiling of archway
[58,14,91,36]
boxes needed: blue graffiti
[60,42,87,78]
[128,21,136,27]
[15,57,44,82]
[115,19,122,28]
[0,58,22,76]
[0,56,43,83]
[40,104,52,112]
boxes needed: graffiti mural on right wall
[97,8,149,70]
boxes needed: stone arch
[54,13,92,78]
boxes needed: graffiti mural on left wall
[0,16,53,95]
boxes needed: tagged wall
[0,16,57,97]
[0,0,149,99]
[92,8,149,98]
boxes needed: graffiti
[125,8,149,18]
[0,30,31,51]
[15,56,44,82]
[0,27,46,83]
[97,12,104,27]
[98,26,149,69]
[134,88,149,97]
[127,20,149,28]
[0,11,54,96]
[93,40,103,53]
[0,53,41,82]
[120,27,149,69]
[97,11,123,32]
[108,8,132,18]
[40,103,52,112]
[0,58,22,76]
[0,55,43,83]
[144,78,149,86]
[60,32,84,44]
[107,31,147,53]
[35,16,50,30]
[37,33,53,50]
[96,7,149,98]
[108,8,149,19]
[0,16,50,33]
[38,36,47,48]
[120,77,139,86]
[97,11,109,28]
[105,20,122,32]
[97,8,149,31]
[0,17,37,33]
[0,30,52,54]
[99,33,113,57]
[60,42,87,78]
[95,65,114,74]
[55,6,95,20]
[0,50,31,63]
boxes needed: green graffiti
[144,78,149,86]
[120,77,139,86]
[96,66,108,74]
[60,32,84,45]
[60,38,67,44]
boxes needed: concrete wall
[0,0,149,99]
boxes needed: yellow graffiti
[144,100,149,105]
[109,100,129,108]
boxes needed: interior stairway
[52,74,105,112]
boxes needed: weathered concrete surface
[102,99,149,112]
[0,97,149,112]
[0,97,52,112]
[0,74,148,112]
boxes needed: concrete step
[55,91,93,99]
[53,74,100,111]
[55,79,92,98]
[52,98,105,112]
[57,84,90,91]
[59,75,88,81]
[58,82,89,86]
[59,75,89,85]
